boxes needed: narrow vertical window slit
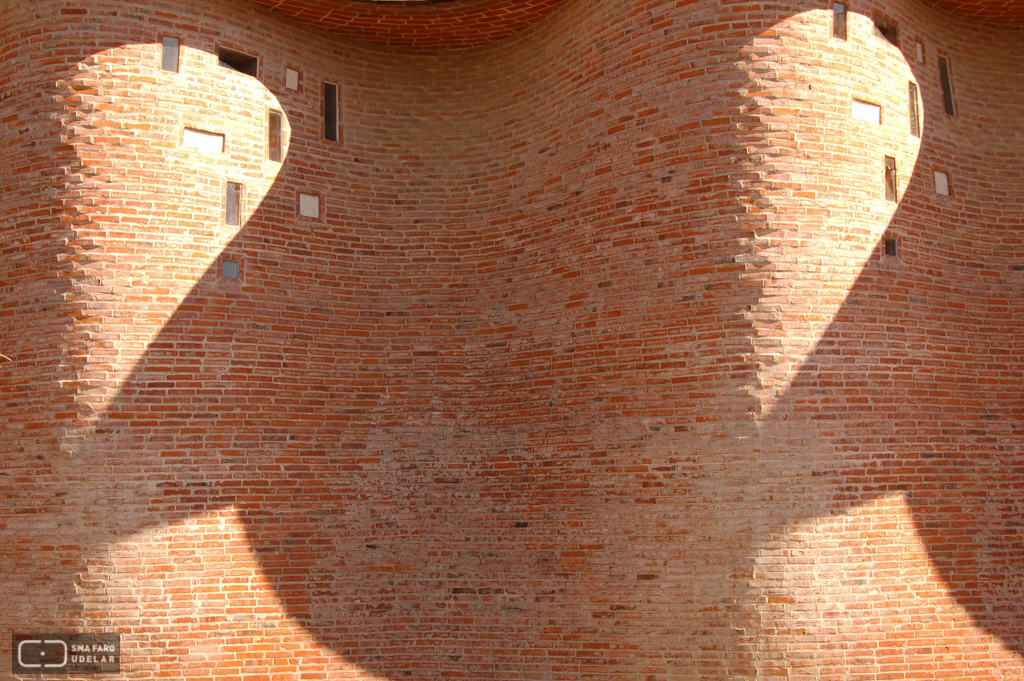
[939,56,956,116]
[269,110,283,162]
[324,83,339,142]
[884,156,898,202]
[908,81,920,137]
[226,182,242,226]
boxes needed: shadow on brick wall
[2,0,1022,677]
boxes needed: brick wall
[245,0,572,50]
[1,0,1021,678]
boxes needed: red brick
[1,0,1022,679]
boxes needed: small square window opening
[222,259,240,279]
[873,17,899,46]
[300,193,320,219]
[884,237,898,257]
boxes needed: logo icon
[12,634,120,675]
[16,639,67,669]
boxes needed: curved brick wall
[923,0,1024,24]
[1,0,1022,678]
[246,0,573,50]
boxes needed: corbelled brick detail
[1,0,1022,678]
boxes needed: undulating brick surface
[922,0,1024,24]
[1,0,1022,679]
[243,0,1024,52]
[245,0,572,50]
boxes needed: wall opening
[218,47,258,77]
[935,170,950,195]
[286,68,300,91]
[908,81,920,137]
[268,110,283,163]
[324,82,338,142]
[161,36,179,73]
[884,236,899,257]
[832,3,847,40]
[183,128,225,153]
[299,193,320,219]
[221,259,240,279]
[852,99,882,124]
[884,156,897,201]
[873,16,899,46]
[225,182,242,226]
[939,56,956,116]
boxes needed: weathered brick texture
[1,0,1022,678]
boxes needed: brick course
[1,0,1022,678]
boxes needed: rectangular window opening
[935,170,950,196]
[286,68,300,91]
[884,237,899,257]
[908,81,920,137]
[939,56,956,116]
[222,259,240,279]
[833,3,847,40]
[183,128,225,153]
[916,41,924,64]
[161,36,179,73]
[852,99,882,124]
[884,156,898,202]
[873,17,899,46]
[324,82,339,142]
[218,47,258,78]
[226,182,242,226]
[268,110,283,163]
